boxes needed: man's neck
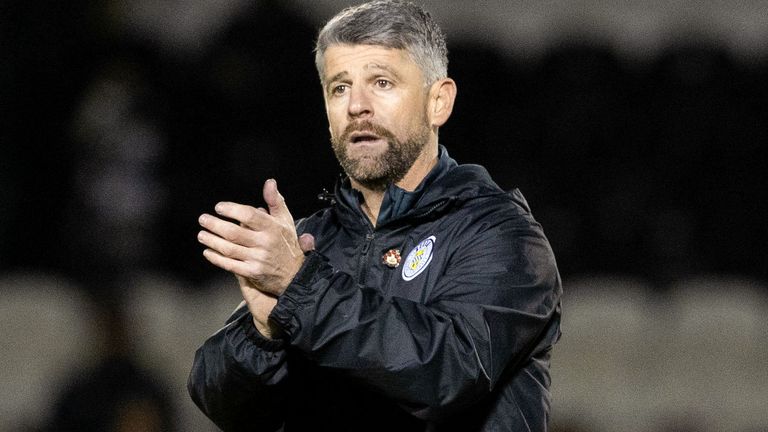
[351,144,438,227]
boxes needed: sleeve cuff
[238,311,286,352]
[269,251,329,339]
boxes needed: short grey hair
[314,0,448,86]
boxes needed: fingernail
[215,202,225,213]
[267,178,276,186]
[199,214,209,224]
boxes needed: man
[189,1,562,431]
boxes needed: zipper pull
[361,233,375,254]
[317,188,336,205]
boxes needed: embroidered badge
[382,249,401,268]
[402,236,436,281]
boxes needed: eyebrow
[325,63,403,88]
[326,71,349,86]
[364,63,403,81]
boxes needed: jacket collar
[333,145,516,229]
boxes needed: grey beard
[331,119,430,191]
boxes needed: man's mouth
[348,131,383,144]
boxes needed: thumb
[263,179,293,223]
[298,233,315,252]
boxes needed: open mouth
[349,131,382,144]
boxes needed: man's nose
[347,85,373,119]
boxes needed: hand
[233,283,279,339]
[238,232,314,338]
[197,179,307,296]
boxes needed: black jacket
[188,148,562,431]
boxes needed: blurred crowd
[1,0,767,431]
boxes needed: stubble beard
[331,116,431,192]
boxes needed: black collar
[337,145,456,227]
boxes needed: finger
[197,230,252,260]
[298,233,315,252]
[202,248,256,278]
[199,213,260,246]
[213,202,271,231]
[263,179,294,224]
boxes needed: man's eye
[332,85,348,95]
[375,79,392,89]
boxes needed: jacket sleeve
[187,303,289,432]
[268,210,562,421]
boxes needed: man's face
[321,44,433,191]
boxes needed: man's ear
[428,78,457,128]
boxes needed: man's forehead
[322,45,412,79]
[329,62,398,77]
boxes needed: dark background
[2,0,765,292]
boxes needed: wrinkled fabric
[188,147,562,431]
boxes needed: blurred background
[1,0,767,431]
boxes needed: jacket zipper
[412,198,451,220]
[352,198,450,286]
[356,232,375,286]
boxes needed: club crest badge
[402,236,436,281]
[382,249,401,268]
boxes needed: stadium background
[1,0,767,430]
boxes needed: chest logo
[382,249,401,268]
[402,236,436,281]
